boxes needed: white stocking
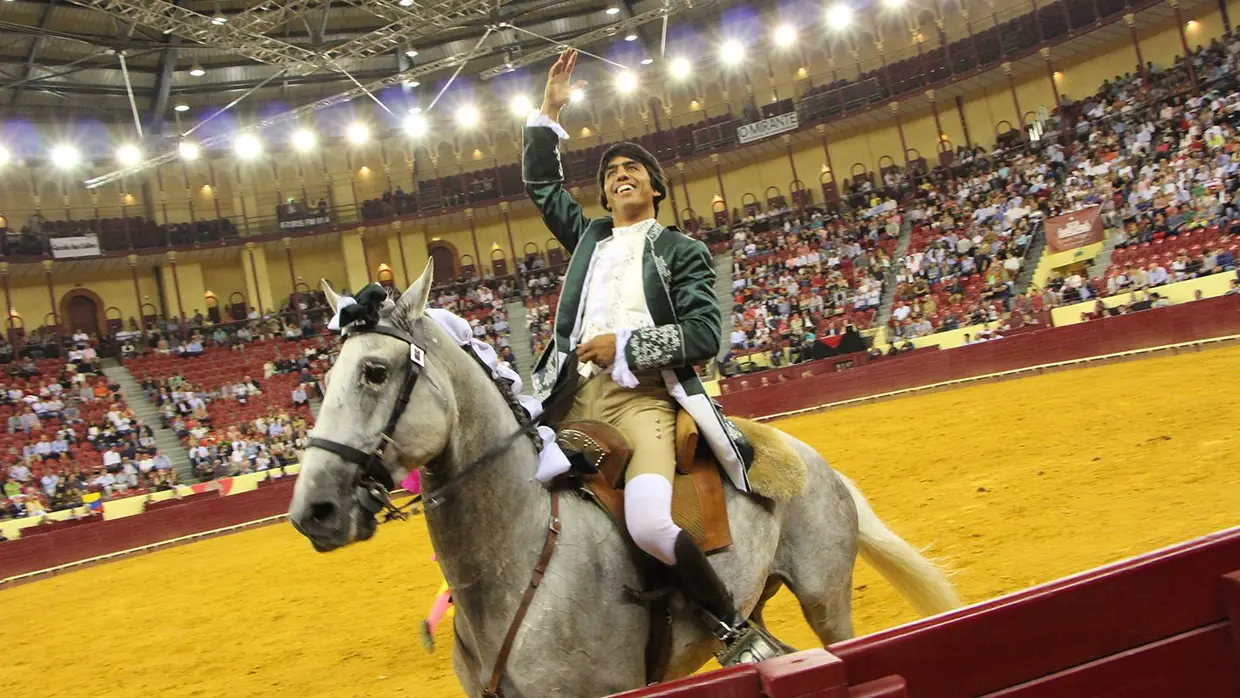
[624,474,682,565]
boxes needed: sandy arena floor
[4,345,1239,697]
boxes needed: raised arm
[523,50,590,252]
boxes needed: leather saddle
[555,411,732,554]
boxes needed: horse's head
[288,261,457,552]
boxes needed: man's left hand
[577,333,617,367]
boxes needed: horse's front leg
[452,615,487,697]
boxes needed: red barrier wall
[614,527,1240,697]
[717,294,1240,418]
[0,479,297,580]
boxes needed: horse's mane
[379,303,543,454]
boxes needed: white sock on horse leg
[625,473,682,566]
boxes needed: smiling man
[523,50,775,661]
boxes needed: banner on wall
[279,215,331,230]
[1044,206,1103,253]
[49,234,102,259]
[737,112,799,144]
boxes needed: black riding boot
[671,531,747,640]
[671,531,789,665]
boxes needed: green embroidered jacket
[522,125,753,488]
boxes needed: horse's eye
[362,363,388,384]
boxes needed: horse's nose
[310,500,336,523]
[289,497,343,542]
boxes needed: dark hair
[597,142,668,215]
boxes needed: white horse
[289,262,960,697]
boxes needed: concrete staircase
[1013,223,1047,295]
[100,359,197,484]
[712,251,735,358]
[1088,227,1124,279]
[505,298,535,388]
[873,217,915,329]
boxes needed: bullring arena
[4,341,1240,696]
[4,0,1240,693]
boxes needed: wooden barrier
[0,479,297,581]
[717,295,1240,418]
[613,527,1240,697]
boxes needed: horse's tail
[838,473,962,617]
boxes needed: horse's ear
[396,259,434,320]
[321,279,341,315]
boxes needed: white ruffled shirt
[574,219,657,382]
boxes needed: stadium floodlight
[826,4,854,30]
[606,6,620,14]
[234,133,263,159]
[624,34,638,42]
[292,129,316,152]
[50,144,80,169]
[174,103,190,112]
[189,63,205,77]
[116,144,142,166]
[403,112,428,137]
[455,104,480,128]
[720,40,745,65]
[669,56,692,80]
[509,95,533,117]
[570,87,585,103]
[346,122,370,145]
[178,142,200,161]
[774,24,798,47]
[616,71,638,93]
[641,57,654,65]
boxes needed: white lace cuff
[526,110,570,141]
[610,328,639,388]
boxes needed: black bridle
[305,323,427,521]
[305,318,536,521]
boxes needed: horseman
[523,49,770,658]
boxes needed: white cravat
[575,218,657,380]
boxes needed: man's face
[603,155,658,212]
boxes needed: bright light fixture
[616,71,638,93]
[404,112,428,137]
[404,48,418,58]
[569,87,585,103]
[641,57,654,65]
[189,63,205,77]
[826,4,853,29]
[174,103,189,112]
[234,133,262,159]
[50,144,80,169]
[624,33,638,42]
[346,122,370,145]
[292,129,316,152]
[116,144,142,166]
[178,142,200,161]
[669,56,692,79]
[399,0,413,5]
[774,24,798,47]
[509,95,532,117]
[211,13,226,25]
[455,104,480,128]
[0,145,9,166]
[405,79,421,88]
[720,40,745,65]
[605,6,620,14]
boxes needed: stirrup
[714,623,789,667]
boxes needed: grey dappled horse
[288,262,961,697]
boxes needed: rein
[304,310,562,697]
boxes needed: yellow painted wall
[340,232,370,292]
[240,245,276,314]
[201,258,250,311]
[1031,242,1105,290]
[6,267,163,331]
[1050,274,1236,326]
[161,261,208,320]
